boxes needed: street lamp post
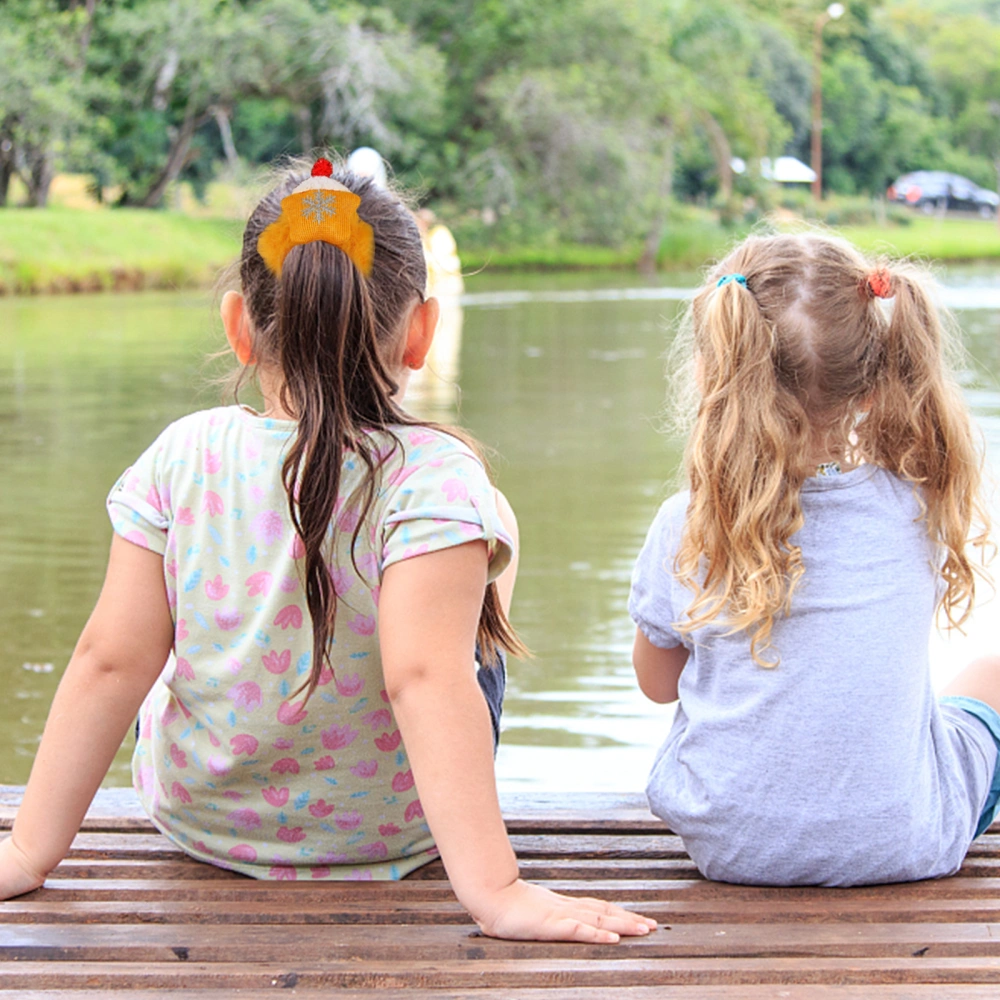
[811,3,845,201]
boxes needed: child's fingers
[560,894,659,931]
[550,918,620,944]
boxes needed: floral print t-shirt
[107,406,513,881]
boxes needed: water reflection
[0,268,997,792]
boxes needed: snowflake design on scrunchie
[302,190,337,224]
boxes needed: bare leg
[940,656,1000,714]
[492,489,520,617]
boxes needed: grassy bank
[1,207,998,295]
[0,208,241,294]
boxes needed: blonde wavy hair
[673,231,992,666]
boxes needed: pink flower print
[262,649,291,675]
[350,760,378,779]
[249,484,265,503]
[207,729,221,748]
[123,530,148,549]
[347,869,373,881]
[271,757,300,775]
[227,681,262,712]
[392,770,415,793]
[379,823,401,838]
[146,485,164,513]
[251,510,283,546]
[362,709,392,731]
[223,790,244,802]
[174,657,195,681]
[335,672,364,698]
[230,734,258,757]
[138,764,154,794]
[177,697,193,720]
[169,743,187,768]
[321,724,359,751]
[371,585,381,607]
[140,712,152,739]
[375,730,401,753]
[308,799,336,818]
[227,658,242,675]
[272,737,295,751]
[229,844,257,862]
[277,826,306,844]
[246,571,273,597]
[171,782,192,804]
[202,491,224,517]
[176,506,195,526]
[273,605,303,630]
[316,665,334,687]
[405,799,424,822]
[357,552,380,578]
[337,507,361,533]
[388,464,416,487]
[227,808,262,831]
[401,544,430,560]
[408,430,436,446]
[335,810,363,831]
[348,614,376,637]
[277,700,308,726]
[316,851,349,865]
[313,756,336,771]
[205,449,222,474]
[330,566,354,598]
[310,866,331,879]
[290,534,306,560]
[215,609,244,631]
[441,478,468,502]
[161,703,180,727]
[207,755,230,776]
[166,559,178,579]
[280,575,298,593]
[270,866,297,881]
[262,786,289,807]
[380,689,390,703]
[176,619,189,642]
[358,841,388,861]
[205,575,229,601]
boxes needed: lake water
[1,266,998,792]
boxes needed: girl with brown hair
[630,231,999,886]
[0,158,655,942]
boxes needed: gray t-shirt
[629,465,996,886]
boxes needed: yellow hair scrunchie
[257,188,375,278]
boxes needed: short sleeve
[628,494,689,649]
[106,435,170,555]
[380,437,513,582]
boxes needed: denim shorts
[940,694,1000,838]
[476,646,507,754]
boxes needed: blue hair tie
[717,273,747,288]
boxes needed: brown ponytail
[237,159,526,698]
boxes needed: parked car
[887,171,999,218]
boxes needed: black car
[887,171,999,217]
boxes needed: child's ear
[221,290,255,366]
[402,297,440,371]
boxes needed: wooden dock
[2,785,999,998]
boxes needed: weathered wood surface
[1,786,999,996]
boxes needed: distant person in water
[0,155,655,943]
[630,231,999,886]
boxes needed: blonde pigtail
[676,277,812,666]
[859,268,991,628]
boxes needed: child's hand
[0,836,47,901]
[470,878,657,943]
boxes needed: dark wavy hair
[237,158,526,698]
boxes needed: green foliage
[1,0,998,261]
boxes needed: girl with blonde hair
[630,231,998,885]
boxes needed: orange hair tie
[257,159,374,277]
[866,270,893,299]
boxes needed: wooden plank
[4,957,1000,990]
[8,988,1000,999]
[5,922,1000,962]
[7,895,1000,926]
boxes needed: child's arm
[633,629,688,704]
[380,540,656,943]
[0,536,174,900]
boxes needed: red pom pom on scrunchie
[311,158,334,177]
[866,270,893,299]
